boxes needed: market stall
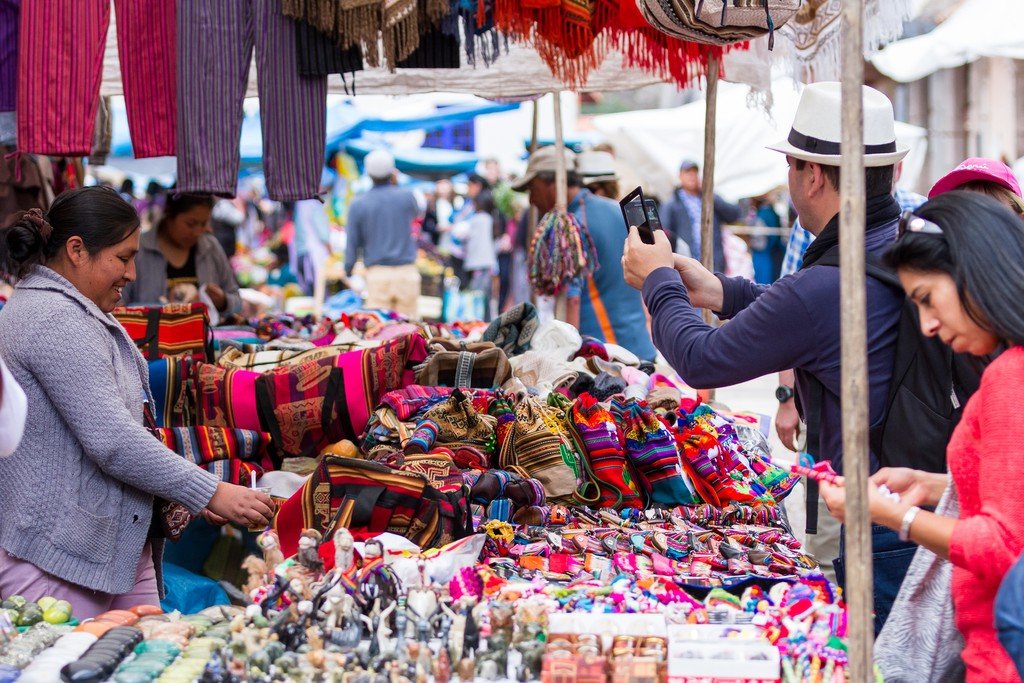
[0,0,912,680]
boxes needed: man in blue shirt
[345,150,422,317]
[512,146,656,360]
[660,160,742,271]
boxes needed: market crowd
[3,81,1024,682]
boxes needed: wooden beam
[840,1,874,680]
[700,53,720,327]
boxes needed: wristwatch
[775,385,795,403]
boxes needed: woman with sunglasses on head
[820,191,1024,682]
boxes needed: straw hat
[577,150,619,184]
[766,82,908,168]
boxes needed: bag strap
[803,372,825,535]
[455,351,476,389]
[144,308,161,360]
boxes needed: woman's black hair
[1,186,140,278]
[884,190,1024,346]
[474,189,497,216]
[163,193,215,221]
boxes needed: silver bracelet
[899,506,922,542]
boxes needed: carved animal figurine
[434,647,452,683]
[242,555,269,598]
[457,657,475,682]
[440,600,465,663]
[487,603,514,646]
[297,529,325,578]
[258,530,286,569]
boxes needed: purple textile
[0,0,19,112]
[176,0,326,200]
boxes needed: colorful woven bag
[255,357,346,459]
[194,363,262,431]
[612,397,696,506]
[151,425,279,486]
[498,396,581,502]
[148,357,196,428]
[571,394,644,509]
[273,456,472,556]
[113,303,213,362]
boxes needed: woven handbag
[113,303,213,363]
[416,341,512,389]
[273,456,473,556]
[498,397,581,502]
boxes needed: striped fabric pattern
[112,303,211,362]
[0,0,17,112]
[148,357,196,428]
[176,0,327,200]
[17,0,109,155]
[153,425,277,479]
[115,0,175,157]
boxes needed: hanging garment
[294,18,364,78]
[177,0,327,201]
[15,0,176,157]
[115,0,176,157]
[0,0,17,113]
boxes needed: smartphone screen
[620,186,656,244]
[644,198,663,232]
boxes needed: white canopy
[871,0,1024,83]
[590,78,929,203]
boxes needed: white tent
[871,0,1024,83]
[590,78,929,203]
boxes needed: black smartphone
[620,186,656,244]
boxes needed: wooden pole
[698,52,720,404]
[552,92,571,323]
[840,1,873,680]
[528,100,540,305]
[700,53,719,327]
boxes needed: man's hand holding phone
[671,254,724,311]
[622,227,675,290]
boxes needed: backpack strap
[803,372,825,535]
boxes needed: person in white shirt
[0,354,27,457]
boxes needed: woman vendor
[121,192,242,315]
[821,192,1024,682]
[0,187,273,618]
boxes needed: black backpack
[807,246,986,474]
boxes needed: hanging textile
[294,18,364,78]
[493,0,606,87]
[778,0,911,81]
[599,0,727,90]
[0,0,18,114]
[397,22,461,68]
[444,0,504,67]
[15,0,175,158]
[176,0,327,201]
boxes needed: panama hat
[577,150,619,184]
[767,82,909,168]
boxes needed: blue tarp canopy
[344,139,478,181]
[108,99,518,162]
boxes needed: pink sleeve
[949,359,1024,588]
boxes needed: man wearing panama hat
[623,82,912,633]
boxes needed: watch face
[775,386,793,402]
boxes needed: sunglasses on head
[898,209,944,239]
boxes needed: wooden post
[551,92,579,326]
[700,53,720,327]
[840,1,874,680]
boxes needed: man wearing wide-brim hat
[621,82,911,633]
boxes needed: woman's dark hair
[163,193,215,221]
[884,190,1024,346]
[475,189,497,216]
[1,186,140,278]
[119,178,135,196]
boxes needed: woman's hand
[870,468,948,508]
[206,483,275,528]
[820,477,911,531]
[205,284,227,312]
